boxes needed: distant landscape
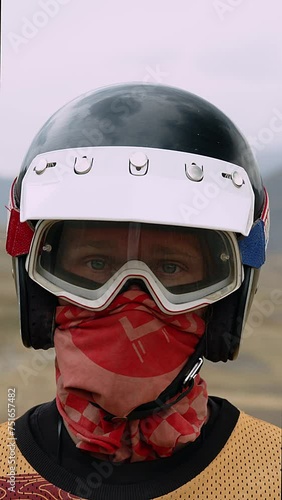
[0,177,11,230]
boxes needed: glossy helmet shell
[10,83,266,359]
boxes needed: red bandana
[54,290,208,462]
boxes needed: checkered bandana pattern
[54,290,208,462]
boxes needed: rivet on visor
[129,152,149,176]
[185,163,204,182]
[232,171,244,188]
[74,156,93,175]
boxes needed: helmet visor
[27,221,243,313]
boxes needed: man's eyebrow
[76,240,117,249]
[149,245,201,260]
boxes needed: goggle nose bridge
[119,277,152,294]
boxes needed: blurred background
[0,0,281,426]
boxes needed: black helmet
[6,83,269,361]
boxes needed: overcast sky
[1,0,282,179]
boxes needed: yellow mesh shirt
[156,412,281,500]
[0,412,281,499]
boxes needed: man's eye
[161,263,180,274]
[87,259,106,271]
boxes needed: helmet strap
[95,336,207,422]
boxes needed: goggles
[26,221,243,314]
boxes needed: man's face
[57,225,205,291]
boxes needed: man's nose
[128,284,142,290]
